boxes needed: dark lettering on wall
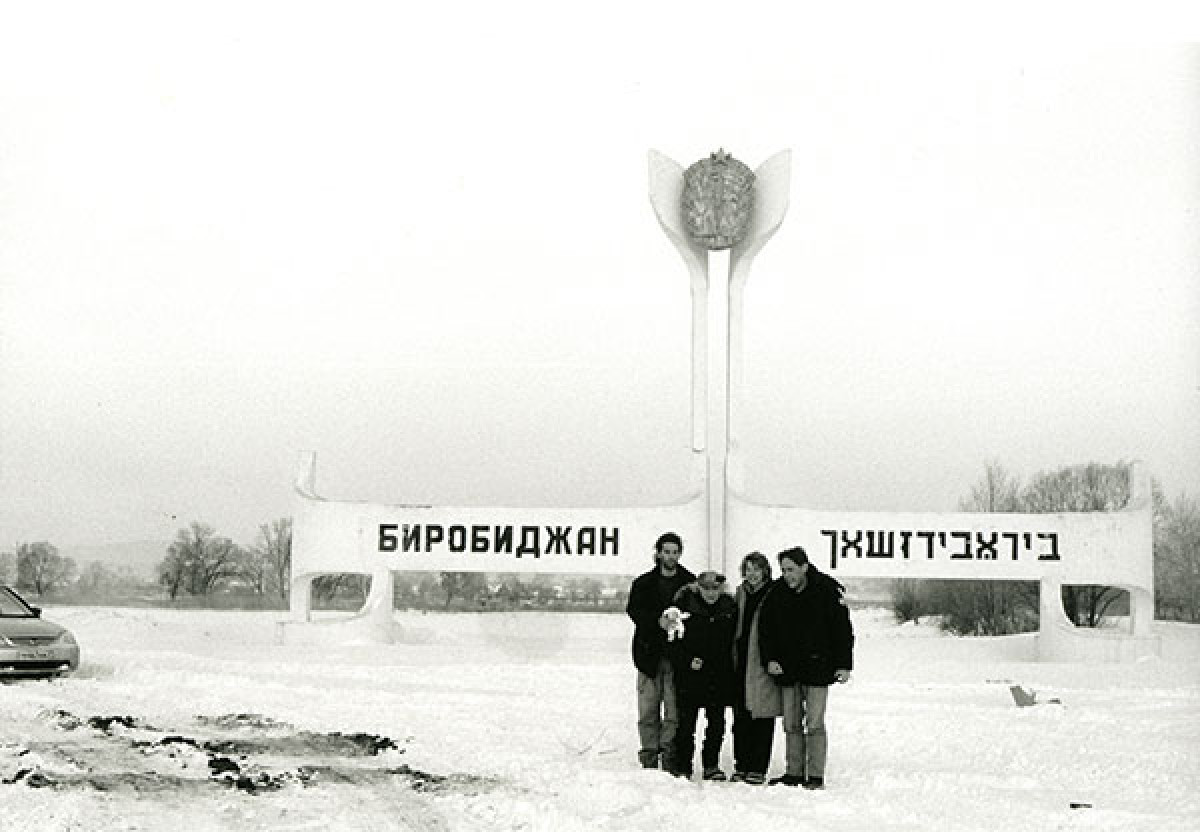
[821,528,1062,570]
[379,524,399,552]
[866,531,894,559]
[402,524,420,552]
[376,523,623,559]
[546,526,572,555]
[1037,532,1060,561]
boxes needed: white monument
[280,149,1159,662]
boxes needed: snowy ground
[1,606,1197,832]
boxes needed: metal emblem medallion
[681,149,755,250]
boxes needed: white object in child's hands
[662,606,690,641]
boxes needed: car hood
[0,617,67,639]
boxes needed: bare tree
[16,542,74,596]
[1022,461,1130,513]
[192,538,242,596]
[0,551,15,584]
[1155,493,1200,622]
[890,578,926,624]
[239,545,268,596]
[252,517,292,601]
[159,547,187,600]
[924,579,1038,636]
[958,460,1023,512]
[78,561,118,594]
[158,523,242,598]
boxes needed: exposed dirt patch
[0,709,497,797]
[201,730,398,757]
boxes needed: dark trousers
[732,677,775,775]
[636,658,677,767]
[673,700,727,774]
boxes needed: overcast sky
[2,8,1198,549]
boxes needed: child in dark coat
[667,570,738,780]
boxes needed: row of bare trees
[416,572,617,609]
[157,518,293,600]
[4,521,294,603]
[1,545,151,598]
[312,571,624,611]
[891,460,1200,633]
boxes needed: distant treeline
[6,461,1198,627]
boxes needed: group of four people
[627,532,854,789]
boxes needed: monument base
[275,612,397,646]
[1036,625,1161,663]
[1035,580,1160,663]
[277,568,397,646]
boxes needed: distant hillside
[58,540,170,579]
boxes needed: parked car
[0,585,80,676]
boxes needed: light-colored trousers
[636,657,677,765]
[781,684,829,778]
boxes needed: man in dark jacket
[626,532,696,769]
[666,570,737,780]
[758,545,854,789]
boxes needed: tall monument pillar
[649,149,791,575]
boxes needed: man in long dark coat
[626,532,696,769]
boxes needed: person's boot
[768,774,804,787]
[803,775,825,790]
[702,766,727,781]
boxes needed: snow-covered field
[2,606,1197,832]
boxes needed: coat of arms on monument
[681,149,755,250]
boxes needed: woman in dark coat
[730,551,781,785]
[667,570,738,780]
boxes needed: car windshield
[0,587,35,617]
